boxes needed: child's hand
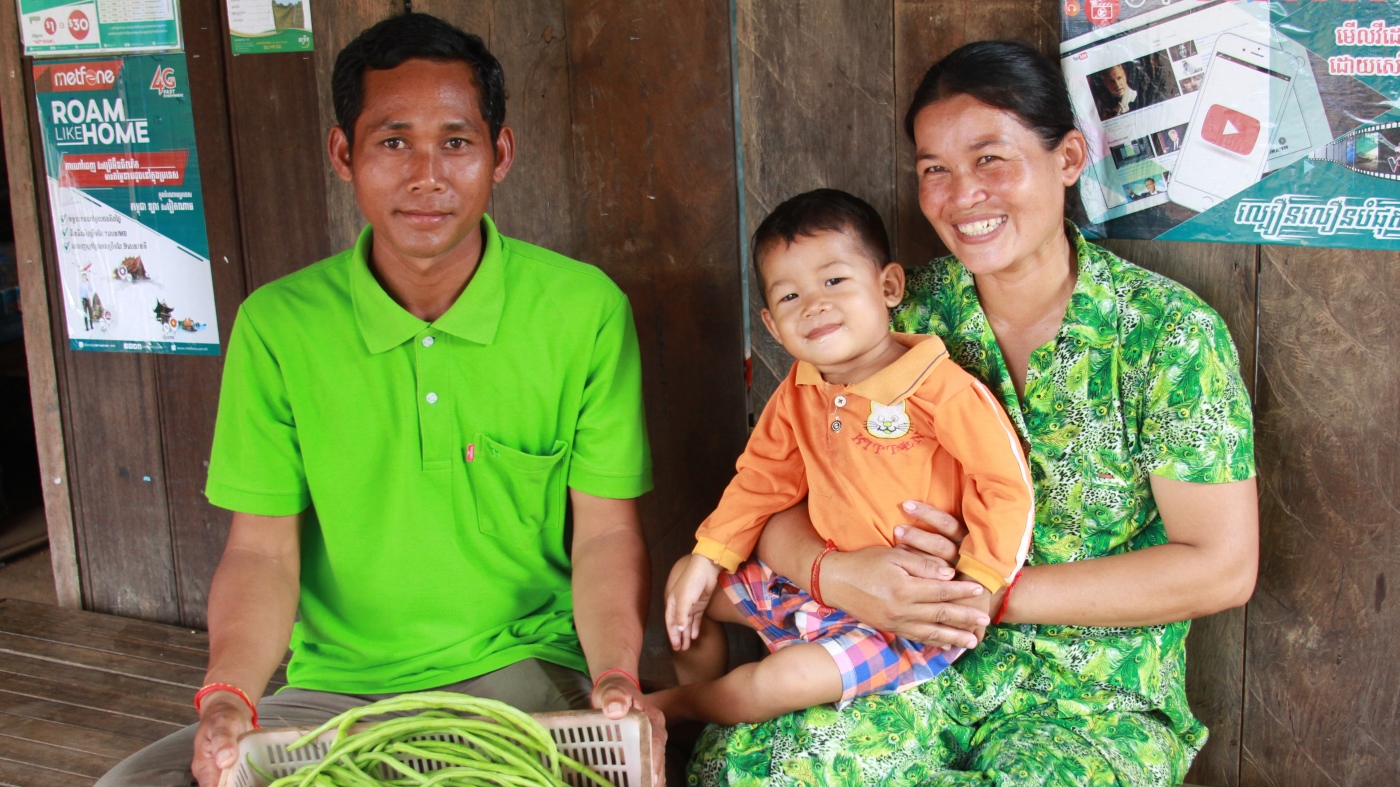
[950,574,995,648]
[665,555,721,651]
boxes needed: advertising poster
[1062,0,1400,248]
[33,54,220,355]
[227,0,313,54]
[17,0,182,57]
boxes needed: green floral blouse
[689,227,1256,786]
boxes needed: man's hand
[190,692,255,786]
[591,673,667,786]
[664,556,721,651]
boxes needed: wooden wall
[2,1,1396,785]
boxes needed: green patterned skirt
[687,626,1203,787]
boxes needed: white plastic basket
[219,709,651,787]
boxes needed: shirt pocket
[466,434,569,536]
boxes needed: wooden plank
[0,600,207,651]
[0,690,183,744]
[735,0,896,407]
[0,735,114,779]
[225,21,337,290]
[0,710,150,761]
[0,757,92,787]
[0,611,212,670]
[892,0,1060,269]
[564,0,748,686]
[492,0,575,256]
[0,669,195,728]
[0,652,196,708]
[0,0,80,609]
[1098,240,1256,787]
[157,0,254,629]
[1243,245,1398,786]
[309,0,405,254]
[0,632,205,688]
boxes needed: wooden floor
[0,598,288,787]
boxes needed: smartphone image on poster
[1168,34,1297,213]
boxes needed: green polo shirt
[206,216,652,695]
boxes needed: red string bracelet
[992,571,1023,626]
[593,668,642,693]
[810,539,839,609]
[194,683,260,729]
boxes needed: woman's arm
[756,500,990,649]
[998,475,1258,627]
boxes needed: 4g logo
[150,66,176,92]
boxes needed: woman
[689,41,1258,786]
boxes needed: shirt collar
[795,333,949,404]
[351,214,507,354]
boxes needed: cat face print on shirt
[866,401,911,439]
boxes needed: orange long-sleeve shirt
[694,333,1034,592]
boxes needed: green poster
[33,54,220,355]
[1061,0,1400,249]
[17,0,182,57]
[227,0,314,55]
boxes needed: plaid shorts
[720,558,962,707]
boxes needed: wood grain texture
[159,0,253,628]
[735,0,896,408]
[310,0,404,253]
[1104,239,1256,787]
[1244,245,1398,787]
[0,758,92,787]
[226,27,337,289]
[489,1,578,255]
[564,0,747,685]
[892,0,1059,268]
[0,0,79,609]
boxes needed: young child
[649,189,1034,725]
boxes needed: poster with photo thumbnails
[1061,0,1400,249]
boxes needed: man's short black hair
[751,189,891,301]
[332,13,506,146]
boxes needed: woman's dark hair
[903,40,1076,149]
[332,13,506,146]
[751,189,891,301]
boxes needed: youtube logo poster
[1061,0,1400,249]
[1200,105,1260,157]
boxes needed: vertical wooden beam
[488,1,577,256]
[1243,244,1398,786]
[310,0,404,254]
[564,0,748,685]
[0,0,79,608]
[1105,238,1256,787]
[158,0,253,627]
[734,0,896,407]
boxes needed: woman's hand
[821,501,988,649]
[757,499,989,650]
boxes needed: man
[96,13,662,787]
[1096,63,1140,119]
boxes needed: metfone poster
[33,54,220,355]
[227,0,314,55]
[17,0,182,57]
[1062,0,1400,248]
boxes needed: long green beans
[260,692,613,787]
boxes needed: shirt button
[834,395,847,407]
[425,392,439,404]
[422,336,435,347]
[831,420,842,432]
